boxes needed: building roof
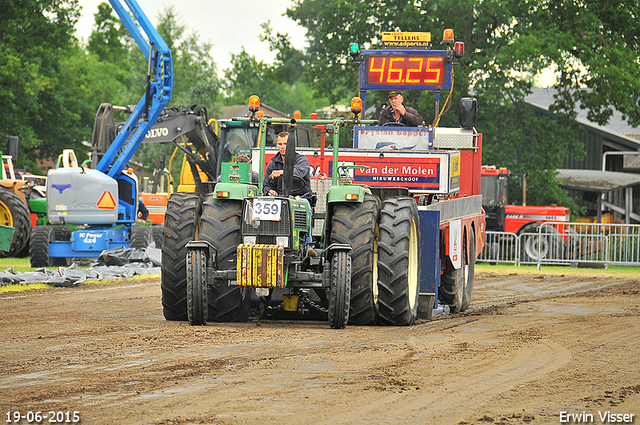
[555,169,640,193]
[525,88,640,149]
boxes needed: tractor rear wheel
[161,193,202,321]
[329,193,381,325]
[377,197,421,326]
[328,250,351,329]
[186,248,208,325]
[199,196,250,322]
[0,188,30,257]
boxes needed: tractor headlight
[243,236,256,245]
[276,236,289,248]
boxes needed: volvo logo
[145,127,169,138]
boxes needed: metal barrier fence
[478,222,640,267]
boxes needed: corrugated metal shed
[555,169,640,223]
[555,169,640,192]
[525,89,640,222]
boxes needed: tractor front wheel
[328,250,351,329]
[186,248,208,325]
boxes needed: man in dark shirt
[138,197,149,221]
[263,131,313,202]
[378,90,424,126]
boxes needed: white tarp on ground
[0,246,162,287]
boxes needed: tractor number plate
[253,199,282,221]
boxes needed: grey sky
[75,0,308,76]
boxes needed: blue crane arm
[97,0,173,178]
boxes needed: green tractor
[161,107,402,328]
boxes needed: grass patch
[0,282,51,294]
[0,257,36,273]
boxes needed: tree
[286,0,640,211]
[0,0,82,170]
[222,49,283,108]
[156,6,221,110]
[87,2,128,63]
[221,22,328,118]
[132,6,223,179]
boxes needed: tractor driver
[263,131,314,205]
[378,90,424,126]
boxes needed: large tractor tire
[198,196,250,322]
[151,225,164,249]
[161,193,202,321]
[329,193,381,325]
[440,229,475,313]
[377,197,421,326]
[31,226,73,268]
[130,226,152,249]
[0,188,31,258]
[186,247,208,326]
[328,250,351,329]
[29,226,53,267]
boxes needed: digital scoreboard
[360,51,452,91]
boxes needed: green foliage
[3,0,637,210]
[87,2,127,63]
[131,7,223,177]
[222,47,328,119]
[221,22,328,119]
[285,0,640,208]
[0,0,82,171]
[156,6,221,111]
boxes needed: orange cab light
[257,111,265,119]
[293,110,302,120]
[248,95,260,112]
[454,41,465,57]
[443,28,454,45]
[350,97,363,114]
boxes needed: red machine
[481,166,569,235]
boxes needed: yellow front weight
[237,244,285,288]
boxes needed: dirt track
[1,269,639,425]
